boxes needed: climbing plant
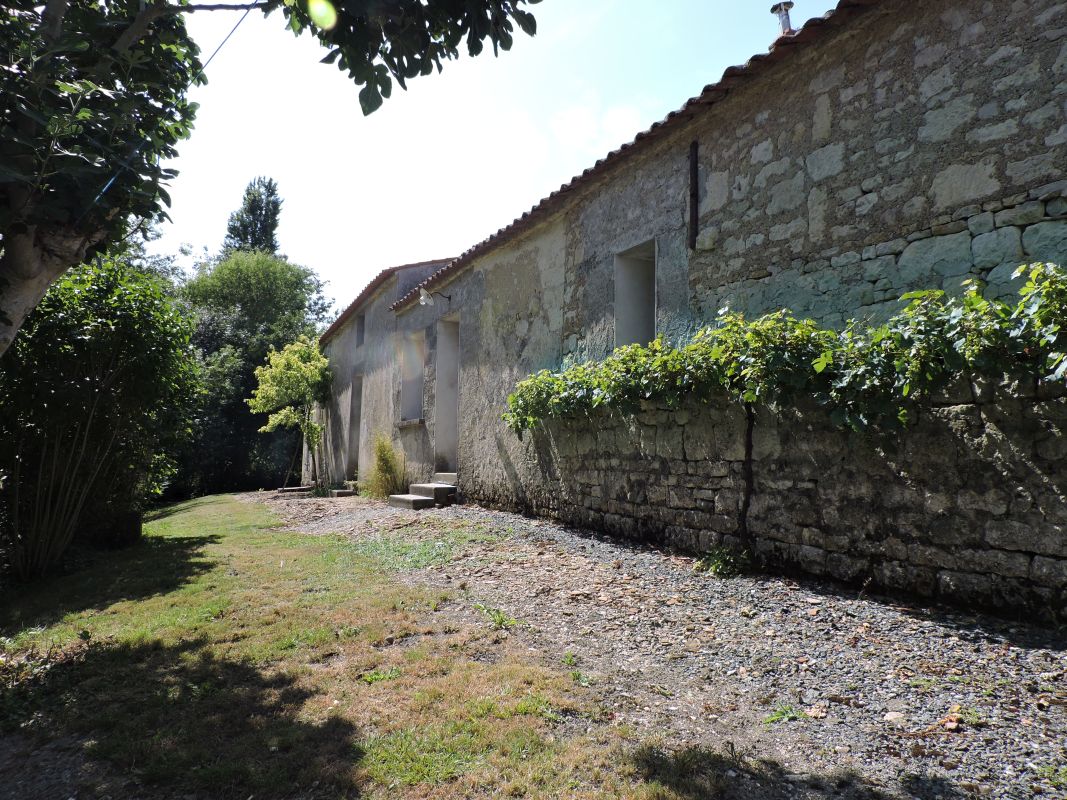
[504,263,1066,435]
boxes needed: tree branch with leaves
[0,0,539,357]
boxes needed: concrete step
[410,483,457,504]
[331,489,356,498]
[387,494,435,510]
[433,472,458,484]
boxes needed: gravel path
[268,493,1067,799]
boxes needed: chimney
[771,2,796,37]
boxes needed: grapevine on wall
[504,263,1067,435]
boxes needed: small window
[354,314,365,347]
[614,240,656,348]
[401,331,425,421]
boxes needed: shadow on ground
[0,532,219,635]
[527,516,1066,653]
[631,743,968,800]
[0,638,362,799]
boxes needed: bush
[362,435,407,499]
[504,264,1066,434]
[0,258,199,578]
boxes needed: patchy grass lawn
[0,495,710,799]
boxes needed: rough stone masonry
[526,383,1067,621]
[327,0,1067,618]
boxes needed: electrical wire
[78,0,261,224]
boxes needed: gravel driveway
[270,493,1067,799]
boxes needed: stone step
[410,483,457,504]
[433,472,458,484]
[387,494,435,510]
[330,489,356,498]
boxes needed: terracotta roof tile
[321,257,454,345]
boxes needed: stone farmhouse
[315,0,1067,617]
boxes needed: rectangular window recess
[354,314,366,347]
[614,239,657,348]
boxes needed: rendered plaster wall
[312,264,438,484]
[391,217,568,481]
[516,390,1067,620]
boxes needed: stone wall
[338,0,1067,614]
[313,262,440,484]
[502,390,1067,620]
[686,0,1067,329]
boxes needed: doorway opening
[435,320,460,473]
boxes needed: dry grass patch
[0,495,850,800]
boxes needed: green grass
[363,724,485,785]
[0,495,911,800]
[0,495,717,799]
[345,522,501,571]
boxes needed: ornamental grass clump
[362,435,407,499]
[504,263,1066,435]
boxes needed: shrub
[362,435,407,499]
[504,264,1066,435]
[695,546,751,578]
[0,258,199,578]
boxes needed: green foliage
[763,704,806,724]
[505,264,1067,434]
[695,546,751,578]
[175,251,330,494]
[474,603,517,631]
[0,1,202,257]
[223,177,282,254]
[362,435,407,499]
[0,0,538,355]
[359,666,402,685]
[282,0,542,115]
[0,257,199,577]
[248,336,332,486]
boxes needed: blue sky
[154,1,835,310]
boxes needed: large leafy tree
[176,249,330,494]
[0,0,540,357]
[224,176,282,254]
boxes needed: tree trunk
[0,226,101,357]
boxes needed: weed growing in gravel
[570,670,592,687]
[348,525,496,571]
[1037,764,1067,788]
[763,704,806,724]
[955,706,987,727]
[474,603,517,630]
[695,546,751,578]
[907,677,938,691]
[359,666,401,685]
[562,652,578,667]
